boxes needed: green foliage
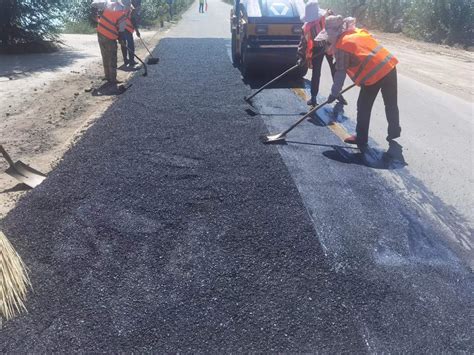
[141,0,194,25]
[63,0,195,32]
[0,0,64,49]
[0,0,195,50]
[403,0,473,46]
[141,0,171,26]
[62,0,96,34]
[319,0,473,47]
[63,20,96,34]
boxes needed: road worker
[317,16,401,146]
[92,0,128,90]
[199,0,207,13]
[297,1,346,107]
[120,1,141,68]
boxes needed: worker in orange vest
[296,1,346,107]
[92,0,129,89]
[317,15,401,146]
[120,2,141,68]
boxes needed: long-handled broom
[1,230,31,321]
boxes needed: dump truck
[230,0,308,77]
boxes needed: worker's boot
[337,95,348,105]
[333,101,345,117]
[306,96,317,106]
[344,135,368,147]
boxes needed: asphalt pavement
[1,0,473,352]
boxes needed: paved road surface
[1,0,472,352]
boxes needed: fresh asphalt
[1,0,473,352]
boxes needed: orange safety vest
[303,17,325,63]
[97,8,128,40]
[336,28,398,86]
[125,11,134,33]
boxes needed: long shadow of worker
[1,183,32,193]
[323,141,407,170]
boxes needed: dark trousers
[311,52,336,98]
[356,67,400,144]
[119,30,135,65]
[199,3,204,12]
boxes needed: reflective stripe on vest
[303,17,324,61]
[336,28,398,86]
[97,9,122,40]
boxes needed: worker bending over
[297,1,346,107]
[92,0,129,92]
[317,16,401,147]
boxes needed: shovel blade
[260,133,286,144]
[6,161,47,188]
[245,108,258,117]
[244,96,255,106]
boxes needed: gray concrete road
[1,0,473,352]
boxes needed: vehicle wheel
[231,30,240,65]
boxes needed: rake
[244,64,299,106]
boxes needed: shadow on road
[240,65,307,90]
[0,49,93,79]
[325,141,408,170]
[1,183,32,193]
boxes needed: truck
[230,0,308,78]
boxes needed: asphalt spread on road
[1,34,473,355]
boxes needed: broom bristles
[0,231,31,321]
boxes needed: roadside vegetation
[319,0,473,48]
[0,0,63,53]
[0,0,194,53]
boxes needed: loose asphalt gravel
[1,1,473,352]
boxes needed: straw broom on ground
[0,230,31,321]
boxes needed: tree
[319,0,473,47]
[0,0,64,50]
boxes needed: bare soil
[374,31,473,101]
[0,27,170,218]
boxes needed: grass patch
[63,21,96,35]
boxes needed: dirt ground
[0,27,171,218]
[374,31,473,102]
[0,28,472,218]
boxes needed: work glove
[135,29,141,38]
[296,58,306,67]
[327,94,337,103]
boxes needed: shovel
[244,64,299,106]
[244,50,328,107]
[261,84,356,144]
[138,36,160,65]
[0,145,46,188]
